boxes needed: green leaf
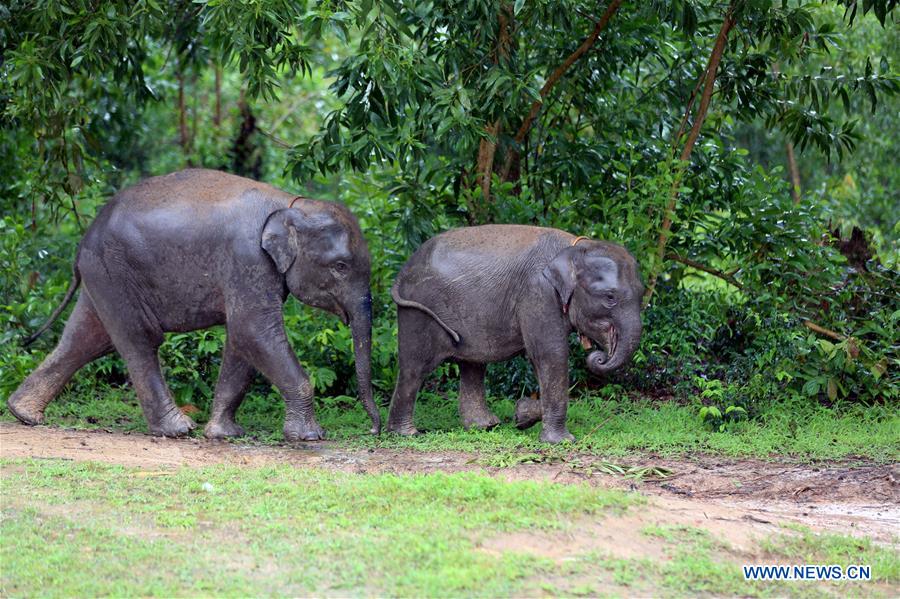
[818,339,836,356]
[826,378,838,401]
[802,380,820,396]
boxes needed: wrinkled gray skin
[7,169,380,440]
[388,225,643,443]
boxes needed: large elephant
[7,169,380,440]
[387,225,643,443]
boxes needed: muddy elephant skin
[388,225,643,443]
[7,169,380,440]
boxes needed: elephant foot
[148,408,196,437]
[461,408,500,431]
[7,394,45,426]
[539,426,575,444]
[204,418,246,439]
[386,420,420,436]
[284,418,326,442]
[514,397,543,430]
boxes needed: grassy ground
[2,458,897,597]
[3,383,897,461]
[2,375,897,596]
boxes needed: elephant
[6,168,380,440]
[387,225,643,443]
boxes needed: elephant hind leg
[514,396,543,430]
[458,362,499,431]
[113,342,196,437]
[387,307,446,436]
[387,367,430,436]
[205,339,255,439]
[8,294,113,425]
[77,261,195,437]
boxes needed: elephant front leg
[229,311,325,441]
[524,335,574,444]
[458,362,499,430]
[205,340,255,439]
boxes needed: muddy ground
[1,421,897,550]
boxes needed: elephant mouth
[579,321,618,365]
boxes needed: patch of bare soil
[477,497,900,598]
[1,422,897,544]
[476,499,762,574]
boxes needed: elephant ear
[261,208,308,274]
[542,247,578,311]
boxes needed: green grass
[1,458,634,597]
[762,526,900,584]
[3,458,896,597]
[3,382,897,461]
[635,525,773,596]
[632,524,899,597]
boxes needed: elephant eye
[333,261,349,273]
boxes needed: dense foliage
[1,1,897,429]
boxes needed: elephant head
[542,240,644,376]
[261,204,380,434]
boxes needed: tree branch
[499,0,622,181]
[257,127,292,149]
[664,256,852,346]
[676,7,735,164]
[665,253,743,290]
[802,320,845,341]
[663,254,852,345]
[671,70,706,155]
[643,2,736,307]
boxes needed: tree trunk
[190,69,198,154]
[232,97,262,180]
[499,0,622,182]
[214,64,222,128]
[473,4,511,211]
[643,3,736,307]
[786,141,801,203]
[771,63,801,204]
[475,121,501,206]
[177,67,191,163]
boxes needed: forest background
[1,0,897,450]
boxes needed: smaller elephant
[7,169,379,440]
[387,225,643,443]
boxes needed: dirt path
[2,422,897,546]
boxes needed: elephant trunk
[585,317,642,376]
[349,292,381,434]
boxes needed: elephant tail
[391,282,461,344]
[21,267,81,347]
